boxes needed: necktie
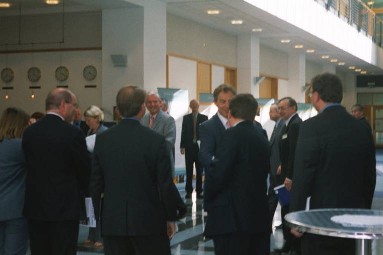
[149,115,155,128]
[225,120,230,129]
[270,123,277,140]
[193,114,197,143]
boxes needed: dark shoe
[274,243,291,253]
[185,193,191,199]
[197,193,204,199]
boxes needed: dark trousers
[185,144,203,194]
[28,220,79,255]
[301,233,355,255]
[213,232,270,255]
[281,205,301,253]
[103,234,170,255]
[267,188,279,230]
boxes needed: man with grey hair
[22,88,91,255]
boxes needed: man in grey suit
[267,103,284,229]
[141,92,176,176]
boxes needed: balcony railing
[315,0,382,46]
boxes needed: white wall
[259,45,288,79]
[167,14,237,68]
[306,61,322,83]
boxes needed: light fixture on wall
[46,0,60,5]
[31,91,35,99]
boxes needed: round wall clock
[1,67,14,83]
[28,67,41,82]
[83,65,97,81]
[55,66,69,81]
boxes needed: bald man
[180,100,208,199]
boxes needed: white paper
[86,134,96,153]
[79,197,97,228]
[331,214,383,227]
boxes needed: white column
[237,34,260,97]
[286,53,306,102]
[143,0,167,92]
[102,8,144,120]
[322,64,336,74]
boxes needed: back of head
[45,88,74,111]
[116,86,147,118]
[229,94,258,121]
[311,73,343,103]
[84,105,104,122]
[213,84,236,102]
[0,107,30,141]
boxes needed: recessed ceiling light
[252,28,263,32]
[294,45,304,49]
[306,49,315,53]
[361,71,367,74]
[46,0,59,5]
[321,55,330,59]
[207,10,220,15]
[338,62,345,65]
[231,20,243,25]
[355,69,362,72]
[367,1,374,5]
[330,59,338,63]
[281,39,290,43]
[0,2,10,7]
[349,66,355,69]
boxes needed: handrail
[314,0,383,46]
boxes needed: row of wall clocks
[0,65,98,83]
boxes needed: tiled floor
[27,152,383,255]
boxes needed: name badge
[282,134,288,139]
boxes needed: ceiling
[1,0,382,75]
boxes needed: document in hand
[274,184,290,206]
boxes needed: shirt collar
[217,111,228,128]
[47,112,64,121]
[320,103,341,113]
[285,112,297,126]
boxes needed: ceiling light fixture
[281,39,290,43]
[0,2,10,7]
[306,49,315,53]
[252,28,262,32]
[207,10,220,15]
[231,20,243,25]
[330,59,338,62]
[321,55,330,59]
[361,71,367,74]
[294,45,304,49]
[46,0,59,5]
[338,62,345,65]
[355,69,362,72]
[349,66,355,69]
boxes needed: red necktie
[149,115,155,128]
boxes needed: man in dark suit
[205,94,270,255]
[90,86,179,255]
[267,103,285,229]
[290,73,376,255]
[351,103,372,133]
[180,99,208,199]
[199,84,236,169]
[277,96,302,254]
[22,88,91,255]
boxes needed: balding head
[189,99,199,113]
[116,86,147,118]
[45,88,77,122]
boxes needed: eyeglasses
[278,105,290,111]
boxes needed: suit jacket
[141,110,176,147]
[204,120,270,236]
[279,113,302,181]
[269,119,285,188]
[89,119,178,236]
[22,114,91,221]
[180,112,208,149]
[0,139,26,221]
[198,114,226,168]
[290,106,376,211]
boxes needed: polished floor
[26,152,383,255]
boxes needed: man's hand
[277,165,281,175]
[167,222,176,239]
[180,148,185,155]
[284,178,292,191]
[291,228,304,238]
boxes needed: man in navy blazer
[290,73,376,255]
[90,86,179,255]
[204,94,270,255]
[180,99,208,199]
[199,84,236,169]
[22,88,91,255]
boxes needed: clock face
[83,65,97,81]
[55,66,69,82]
[28,67,41,82]
[1,67,14,83]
